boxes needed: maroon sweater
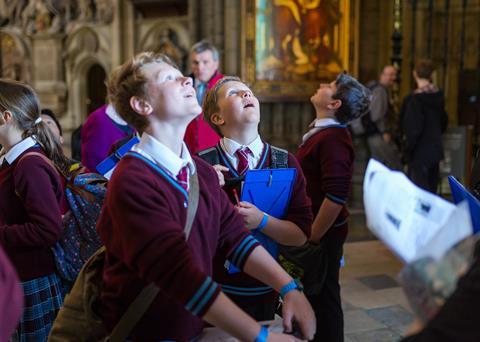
[0,244,23,341]
[208,143,312,306]
[296,125,354,240]
[0,146,64,281]
[98,154,259,341]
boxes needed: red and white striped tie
[235,147,252,175]
[176,166,189,191]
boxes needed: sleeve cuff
[326,193,347,205]
[184,276,221,316]
[227,235,260,270]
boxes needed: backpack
[49,163,200,342]
[17,152,106,285]
[54,168,106,284]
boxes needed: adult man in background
[364,65,403,170]
[184,40,222,154]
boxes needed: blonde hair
[202,76,242,137]
[0,79,71,174]
[107,52,177,132]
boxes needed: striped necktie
[176,166,189,191]
[235,147,252,175]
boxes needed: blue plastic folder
[96,136,140,176]
[225,168,296,274]
[448,175,480,234]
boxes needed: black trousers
[239,299,276,322]
[408,161,440,193]
[306,235,345,342]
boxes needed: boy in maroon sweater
[296,73,370,342]
[98,52,315,341]
[199,76,313,321]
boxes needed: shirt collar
[221,135,264,158]
[312,118,340,128]
[2,136,37,165]
[135,133,195,177]
[105,104,128,126]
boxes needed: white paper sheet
[363,159,473,263]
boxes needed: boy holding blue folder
[199,76,313,321]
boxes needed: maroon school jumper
[296,126,354,241]
[98,154,259,341]
[210,143,312,309]
[0,244,23,341]
[0,146,64,281]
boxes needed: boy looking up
[200,76,313,321]
[297,73,370,342]
[97,52,315,341]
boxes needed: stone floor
[341,240,414,342]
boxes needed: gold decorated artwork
[242,0,351,101]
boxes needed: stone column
[30,34,67,115]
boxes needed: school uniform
[0,137,65,341]
[296,118,354,342]
[202,136,312,321]
[97,133,260,341]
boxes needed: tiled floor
[341,240,414,342]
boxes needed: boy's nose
[241,90,252,98]
[183,77,193,86]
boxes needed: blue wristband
[256,212,269,231]
[255,326,269,342]
[280,279,299,299]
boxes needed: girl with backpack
[0,79,71,341]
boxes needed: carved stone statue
[21,0,62,34]
[95,0,112,23]
[77,0,92,22]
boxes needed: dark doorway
[86,64,107,116]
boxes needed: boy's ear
[328,99,342,110]
[210,112,225,127]
[130,96,153,116]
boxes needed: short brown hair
[415,59,435,80]
[202,76,241,136]
[107,52,177,132]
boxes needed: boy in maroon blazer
[97,52,315,341]
[297,73,370,342]
[199,76,313,321]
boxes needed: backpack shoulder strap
[270,145,289,169]
[17,151,60,176]
[106,160,200,342]
[197,147,220,166]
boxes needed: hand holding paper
[363,159,473,263]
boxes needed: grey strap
[107,163,200,342]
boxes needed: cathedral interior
[1,0,480,341]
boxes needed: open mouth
[243,103,255,108]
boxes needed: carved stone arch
[65,26,111,128]
[139,22,190,72]
[0,27,32,82]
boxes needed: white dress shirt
[219,135,264,171]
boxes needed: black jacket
[401,90,448,165]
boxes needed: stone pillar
[30,34,67,115]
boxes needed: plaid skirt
[11,273,64,342]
